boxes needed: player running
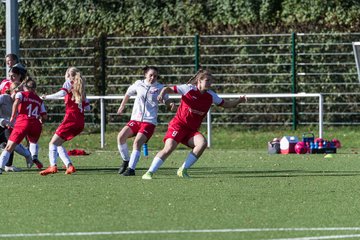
[117,66,175,176]
[0,78,47,174]
[142,69,246,180]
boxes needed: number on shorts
[172,131,178,137]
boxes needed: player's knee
[199,139,207,150]
[117,131,129,144]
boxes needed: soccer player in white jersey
[142,69,247,180]
[117,66,176,176]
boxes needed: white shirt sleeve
[45,90,67,99]
[125,81,140,96]
[15,92,23,101]
[40,102,47,114]
[175,84,193,95]
[208,90,224,106]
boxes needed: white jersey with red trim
[126,80,168,125]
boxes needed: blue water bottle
[143,143,148,157]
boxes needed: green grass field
[1,126,360,240]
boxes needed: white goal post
[87,93,323,148]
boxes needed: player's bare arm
[117,95,130,115]
[10,98,20,123]
[157,86,175,103]
[222,95,247,108]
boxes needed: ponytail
[72,72,86,104]
[186,69,213,85]
[66,67,86,104]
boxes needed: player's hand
[157,94,164,103]
[239,95,247,103]
[41,94,46,100]
[8,118,15,128]
[170,102,177,111]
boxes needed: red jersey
[15,91,46,122]
[173,84,224,131]
[61,80,90,118]
[0,79,11,94]
[9,91,46,144]
[54,80,89,141]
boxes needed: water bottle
[143,143,148,157]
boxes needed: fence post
[94,34,107,130]
[99,33,107,95]
[291,32,297,131]
[195,33,211,148]
[194,33,200,71]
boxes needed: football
[295,141,308,154]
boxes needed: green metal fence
[1,33,359,128]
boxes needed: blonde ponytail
[72,72,86,104]
[66,67,86,104]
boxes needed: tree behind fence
[0,33,358,127]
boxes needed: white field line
[2,228,360,238]
[264,233,360,240]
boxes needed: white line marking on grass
[2,228,360,238]
[264,233,360,240]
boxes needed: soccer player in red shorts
[0,78,47,174]
[142,69,247,180]
[117,66,175,176]
[40,67,90,176]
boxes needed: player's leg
[142,138,178,180]
[177,133,207,178]
[40,134,65,175]
[124,123,155,176]
[0,140,18,174]
[117,124,136,174]
[29,142,43,169]
[123,133,147,176]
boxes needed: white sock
[118,143,130,162]
[49,144,58,166]
[14,144,31,158]
[128,150,140,170]
[0,150,10,168]
[181,152,198,169]
[148,157,164,173]
[29,143,39,159]
[57,146,72,167]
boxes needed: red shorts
[55,114,84,141]
[163,119,201,147]
[127,120,155,139]
[9,119,42,144]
